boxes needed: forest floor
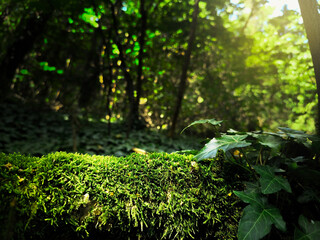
[0,100,201,156]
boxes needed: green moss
[0,152,241,239]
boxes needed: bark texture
[298,0,320,134]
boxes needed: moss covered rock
[0,152,241,239]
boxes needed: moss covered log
[0,152,241,239]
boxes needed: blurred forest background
[0,0,317,155]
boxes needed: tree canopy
[0,0,317,134]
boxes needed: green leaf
[243,181,261,193]
[268,207,287,232]
[234,191,267,208]
[256,135,283,152]
[112,44,120,55]
[80,8,99,28]
[148,32,156,38]
[238,205,286,240]
[133,42,140,52]
[291,156,307,163]
[227,128,243,134]
[278,127,311,140]
[39,61,48,67]
[234,190,286,232]
[254,166,292,194]
[20,69,29,75]
[195,134,251,161]
[298,189,320,204]
[180,119,223,134]
[294,215,320,240]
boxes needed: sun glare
[268,0,301,16]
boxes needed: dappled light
[1,0,320,239]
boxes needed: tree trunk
[110,1,145,133]
[78,29,102,108]
[91,2,115,133]
[298,0,320,134]
[169,0,200,137]
[136,0,147,110]
[103,29,115,134]
[0,12,52,101]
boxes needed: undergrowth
[0,100,200,156]
[183,119,320,240]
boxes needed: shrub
[184,119,320,240]
[0,152,241,240]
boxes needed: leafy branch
[184,119,320,240]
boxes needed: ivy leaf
[278,127,311,140]
[256,135,283,152]
[291,156,307,163]
[243,181,261,193]
[195,134,251,161]
[298,189,320,204]
[234,191,267,208]
[267,207,287,232]
[238,205,286,240]
[254,165,292,194]
[294,215,320,240]
[180,119,223,134]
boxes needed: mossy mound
[0,152,241,239]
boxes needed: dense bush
[185,119,320,240]
[0,152,242,240]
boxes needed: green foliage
[180,118,223,134]
[196,134,251,161]
[294,215,320,240]
[253,165,292,194]
[0,101,200,156]
[1,0,315,133]
[236,204,286,240]
[80,8,99,28]
[186,119,320,239]
[0,152,241,239]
